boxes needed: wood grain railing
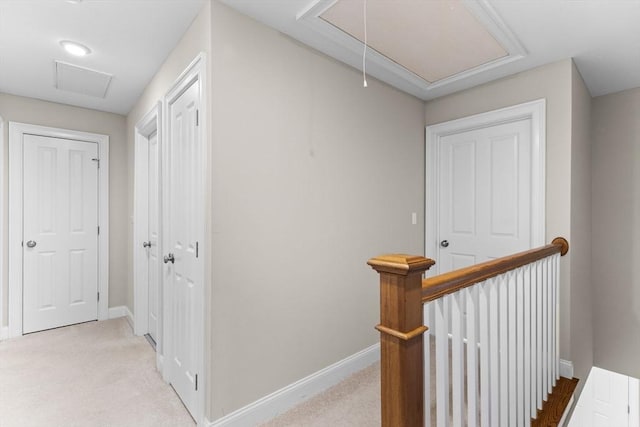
[368,238,569,427]
[422,237,569,303]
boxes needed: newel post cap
[367,254,435,276]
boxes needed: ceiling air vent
[54,60,112,98]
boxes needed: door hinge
[195,374,198,391]
[196,241,199,258]
[92,158,100,168]
[196,109,199,126]
[97,226,100,235]
[97,292,100,302]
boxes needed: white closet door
[23,134,98,334]
[148,130,160,343]
[437,119,532,272]
[165,78,203,417]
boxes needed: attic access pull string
[363,0,368,88]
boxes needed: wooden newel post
[368,254,435,427]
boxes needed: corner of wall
[568,58,593,389]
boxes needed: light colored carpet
[0,318,195,427]
[261,363,381,427]
[261,338,452,426]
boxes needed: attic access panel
[55,60,112,98]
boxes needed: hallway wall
[592,87,640,378]
[0,93,128,327]
[208,0,425,419]
[569,62,593,386]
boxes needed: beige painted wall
[424,60,581,372]
[125,0,211,314]
[0,93,127,326]
[208,1,425,419]
[592,87,640,378]
[569,62,593,386]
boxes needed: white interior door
[23,134,98,334]
[437,119,532,273]
[568,367,635,427]
[165,79,203,418]
[147,130,161,344]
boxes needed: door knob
[163,253,175,264]
[440,240,449,248]
[143,241,151,248]
[26,240,37,248]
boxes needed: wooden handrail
[422,237,569,303]
[368,237,569,426]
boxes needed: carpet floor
[0,318,195,427]
[262,363,381,427]
[262,337,446,426]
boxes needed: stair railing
[368,237,569,427]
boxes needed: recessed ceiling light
[60,40,91,57]
[66,0,83,3]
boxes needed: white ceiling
[1,1,638,114]
[221,0,640,100]
[0,0,205,115]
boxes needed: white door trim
[8,122,109,338]
[133,102,161,337]
[162,52,207,423]
[0,115,4,339]
[425,99,546,275]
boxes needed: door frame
[8,122,109,338]
[162,53,207,422]
[133,102,163,367]
[0,116,4,340]
[425,99,546,275]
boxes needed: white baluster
[465,286,478,427]
[546,257,553,394]
[420,250,567,425]
[536,260,543,409]
[424,302,432,427]
[530,261,539,414]
[551,256,556,383]
[436,295,450,427]
[516,267,526,426]
[542,258,549,398]
[508,271,517,426]
[479,280,490,427]
[553,254,560,379]
[524,264,533,421]
[552,255,558,385]
[489,278,500,424]
[451,291,464,427]
[499,275,509,427]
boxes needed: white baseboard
[108,305,135,331]
[156,353,164,374]
[629,375,639,426]
[560,359,574,379]
[207,343,380,426]
[0,326,8,340]
[108,306,125,318]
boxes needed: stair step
[531,376,579,427]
